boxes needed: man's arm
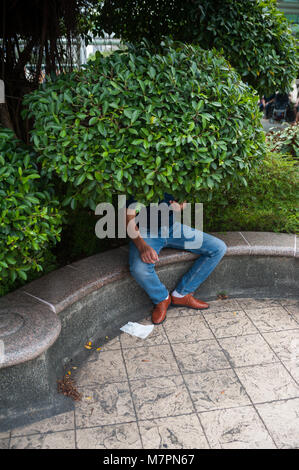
[126,209,159,264]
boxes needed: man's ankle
[171,290,185,298]
[160,294,169,302]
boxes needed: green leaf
[18,270,27,280]
[89,117,98,126]
[97,122,107,136]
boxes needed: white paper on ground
[120,321,154,339]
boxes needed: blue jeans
[129,222,227,304]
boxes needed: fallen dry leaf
[57,375,82,402]
[217,293,228,300]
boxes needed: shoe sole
[169,303,210,310]
[152,317,167,325]
[152,303,209,324]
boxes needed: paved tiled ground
[2,297,299,449]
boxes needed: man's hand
[126,210,158,263]
[138,242,159,264]
[169,200,187,211]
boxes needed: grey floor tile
[10,430,75,449]
[284,304,299,320]
[244,307,299,333]
[166,306,202,319]
[100,336,121,351]
[278,299,299,309]
[219,334,277,368]
[256,398,299,449]
[236,298,281,311]
[263,330,299,362]
[11,411,74,437]
[120,320,168,349]
[163,316,213,343]
[85,336,121,362]
[235,363,299,403]
[123,344,180,381]
[0,438,9,449]
[281,360,299,383]
[75,349,128,386]
[130,375,194,420]
[200,406,275,449]
[139,414,209,449]
[172,340,231,374]
[202,298,240,314]
[203,310,258,338]
[184,369,250,412]
[76,422,142,449]
[75,382,136,428]
[7,295,297,450]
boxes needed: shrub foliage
[202,151,299,234]
[266,123,299,161]
[0,128,63,293]
[23,41,266,209]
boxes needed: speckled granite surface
[0,291,60,368]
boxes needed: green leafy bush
[98,0,299,96]
[23,40,266,208]
[0,128,63,295]
[202,151,299,234]
[266,123,299,160]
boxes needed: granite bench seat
[0,231,298,431]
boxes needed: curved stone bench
[0,231,298,431]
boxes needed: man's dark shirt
[126,193,175,233]
[264,94,275,103]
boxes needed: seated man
[295,96,299,123]
[274,92,289,107]
[126,193,227,324]
[263,93,276,119]
[258,96,266,112]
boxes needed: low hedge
[202,151,299,234]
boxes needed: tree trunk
[0,102,15,132]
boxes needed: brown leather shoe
[152,295,171,325]
[171,293,209,310]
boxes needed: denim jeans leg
[166,223,227,295]
[129,235,168,305]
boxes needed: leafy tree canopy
[97,0,299,95]
[0,0,100,138]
